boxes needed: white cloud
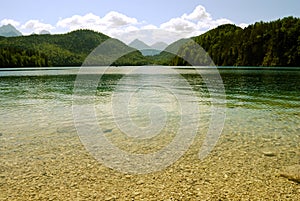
[1,5,248,43]
[182,5,211,21]
[141,24,158,30]
[56,12,139,38]
[102,11,138,27]
[54,6,234,42]
[56,12,138,32]
[56,13,104,31]
[161,5,233,36]
[0,19,20,27]
[160,18,197,32]
[21,20,54,34]
[123,25,139,32]
[107,25,140,41]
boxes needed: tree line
[0,47,49,67]
[0,17,299,67]
[0,30,147,67]
[171,16,300,66]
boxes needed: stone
[125,175,132,179]
[262,151,276,157]
[136,180,144,185]
[105,196,117,201]
[280,165,300,183]
[103,129,113,133]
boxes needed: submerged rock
[103,129,113,133]
[280,165,300,183]
[262,151,276,157]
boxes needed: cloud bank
[0,5,247,43]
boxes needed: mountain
[39,30,51,35]
[146,39,189,65]
[128,39,168,56]
[0,29,147,67]
[0,17,299,67]
[0,24,22,37]
[151,42,168,51]
[163,38,189,54]
[171,16,300,67]
[128,39,150,50]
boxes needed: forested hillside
[172,17,300,66]
[0,17,299,67]
[0,30,147,67]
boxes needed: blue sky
[1,0,299,44]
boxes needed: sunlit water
[0,67,299,154]
[1,66,299,199]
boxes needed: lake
[0,67,299,200]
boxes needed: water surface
[0,67,299,200]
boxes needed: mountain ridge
[171,16,300,66]
[0,29,147,67]
[128,39,150,50]
[0,16,299,67]
[128,39,158,56]
[0,24,22,37]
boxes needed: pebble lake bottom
[0,67,299,200]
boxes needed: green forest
[0,30,147,67]
[0,17,299,67]
[171,16,300,67]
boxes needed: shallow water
[1,67,299,139]
[0,67,299,200]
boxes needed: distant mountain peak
[128,39,170,56]
[0,24,22,37]
[39,30,51,35]
[128,39,151,50]
[3,24,14,28]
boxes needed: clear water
[1,67,300,200]
[0,67,299,163]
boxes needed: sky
[1,0,299,44]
